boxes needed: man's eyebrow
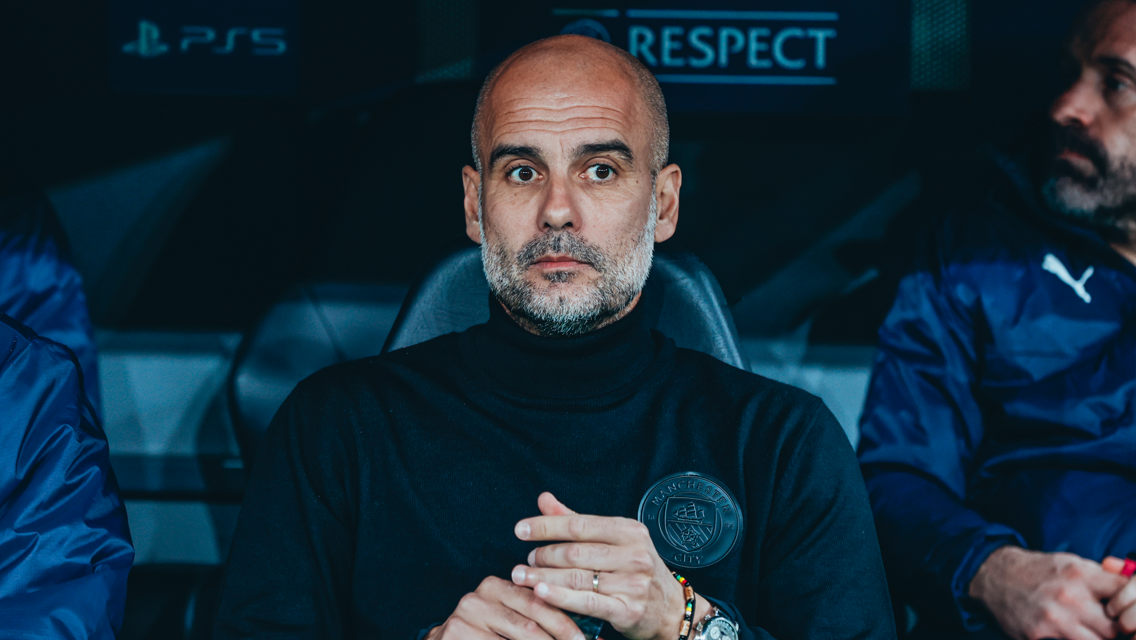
[1099,55,1136,78]
[489,145,544,169]
[574,140,635,167]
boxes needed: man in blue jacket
[0,312,133,638]
[859,1,1136,639]
[0,183,101,416]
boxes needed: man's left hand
[511,492,709,640]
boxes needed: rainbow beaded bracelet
[672,572,696,640]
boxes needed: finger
[494,581,586,640]
[517,514,643,545]
[1084,566,1129,598]
[464,582,559,640]
[1103,556,1127,575]
[529,542,650,573]
[515,565,597,592]
[534,582,628,624]
[436,617,503,640]
[1078,602,1122,640]
[1064,624,1110,640]
[513,565,635,595]
[1119,602,1136,635]
[539,492,577,517]
[1107,578,1136,617]
[483,603,559,640]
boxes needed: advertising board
[479,1,909,113]
[110,0,297,95]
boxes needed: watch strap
[693,606,740,640]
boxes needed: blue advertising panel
[478,1,909,113]
[110,0,297,95]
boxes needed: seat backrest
[231,239,746,468]
[383,237,748,371]
[229,282,407,465]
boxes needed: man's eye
[586,164,615,181]
[510,166,537,182]
[1105,75,1129,92]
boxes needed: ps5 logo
[122,19,287,58]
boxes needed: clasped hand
[1102,555,1136,637]
[512,492,691,640]
[971,547,1136,640]
[429,492,695,640]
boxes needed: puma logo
[1042,253,1094,303]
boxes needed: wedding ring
[592,572,600,593]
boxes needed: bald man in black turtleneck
[214,35,895,640]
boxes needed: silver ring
[592,572,600,593]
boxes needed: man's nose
[537,175,582,232]
[1050,76,1100,130]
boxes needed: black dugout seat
[230,237,747,468]
[229,283,407,466]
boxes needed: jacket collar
[987,147,1136,280]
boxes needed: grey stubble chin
[478,189,657,336]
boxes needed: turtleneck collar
[465,293,660,399]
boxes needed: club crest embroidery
[638,472,742,569]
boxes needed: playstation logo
[122,20,169,58]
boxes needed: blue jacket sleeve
[0,190,101,417]
[857,243,1025,630]
[0,317,133,639]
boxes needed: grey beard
[1042,161,1136,241]
[479,194,657,337]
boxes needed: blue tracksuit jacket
[0,313,133,637]
[858,152,1136,631]
[0,189,100,416]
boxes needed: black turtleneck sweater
[215,297,894,640]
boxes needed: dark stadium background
[0,1,1086,636]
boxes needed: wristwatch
[692,606,740,640]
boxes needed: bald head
[459,35,683,336]
[471,35,669,176]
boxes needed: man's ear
[462,165,482,244]
[653,163,681,243]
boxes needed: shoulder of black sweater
[290,332,464,395]
[667,344,842,454]
[272,332,464,433]
[671,344,822,401]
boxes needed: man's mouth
[1053,149,1101,184]
[1057,148,1094,168]
[1052,125,1109,179]
[1058,148,1087,162]
[532,254,590,269]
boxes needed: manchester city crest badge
[638,472,742,569]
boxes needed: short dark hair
[1068,0,1134,43]
[470,36,670,176]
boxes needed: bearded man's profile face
[460,35,681,337]
[1043,0,1136,239]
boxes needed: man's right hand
[426,576,585,640]
[968,546,1127,640]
